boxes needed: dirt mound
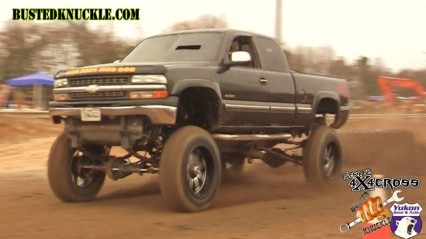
[0,114,62,144]
[338,118,426,177]
[338,129,424,176]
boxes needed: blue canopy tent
[6,72,53,86]
[5,72,54,109]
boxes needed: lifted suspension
[79,148,159,181]
[246,142,304,168]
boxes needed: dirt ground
[0,114,425,239]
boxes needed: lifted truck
[48,29,350,212]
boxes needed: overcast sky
[1,0,426,71]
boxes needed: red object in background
[377,76,425,103]
[0,96,4,106]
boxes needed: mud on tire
[48,133,107,202]
[303,126,343,186]
[159,126,221,212]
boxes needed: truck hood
[55,62,210,78]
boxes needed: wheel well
[314,98,339,128]
[317,98,338,114]
[176,87,221,130]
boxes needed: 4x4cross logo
[341,168,420,192]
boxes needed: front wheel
[159,126,221,212]
[48,133,107,202]
[303,126,342,186]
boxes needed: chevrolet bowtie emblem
[85,84,100,93]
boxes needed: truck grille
[69,91,127,100]
[69,76,129,87]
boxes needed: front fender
[170,78,222,99]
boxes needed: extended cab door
[220,35,270,126]
[255,37,296,127]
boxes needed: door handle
[259,78,268,85]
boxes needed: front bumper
[49,105,177,125]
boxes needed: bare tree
[0,21,135,83]
[0,22,52,80]
[165,14,227,32]
[287,45,335,74]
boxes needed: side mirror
[113,59,121,64]
[230,51,251,63]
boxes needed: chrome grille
[69,76,129,86]
[69,91,127,100]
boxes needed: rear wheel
[159,126,221,212]
[48,133,107,202]
[303,126,342,186]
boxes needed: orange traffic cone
[362,174,392,239]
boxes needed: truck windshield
[122,32,223,63]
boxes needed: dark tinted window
[257,37,289,72]
[123,32,223,62]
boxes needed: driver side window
[227,36,261,68]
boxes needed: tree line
[0,21,135,82]
[0,15,425,100]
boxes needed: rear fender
[312,92,347,128]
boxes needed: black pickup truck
[48,29,350,212]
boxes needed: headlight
[54,78,68,87]
[131,75,167,84]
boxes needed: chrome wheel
[187,148,207,194]
[159,126,221,212]
[303,126,342,186]
[48,133,106,202]
[71,151,99,188]
[323,142,337,177]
